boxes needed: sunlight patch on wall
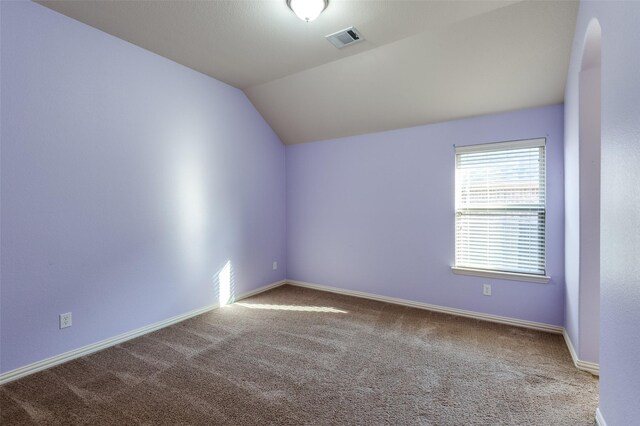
[218,260,233,306]
[175,153,209,271]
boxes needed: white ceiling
[38,0,579,144]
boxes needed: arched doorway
[578,18,601,364]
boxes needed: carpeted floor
[1,285,598,425]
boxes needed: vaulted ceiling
[38,0,579,144]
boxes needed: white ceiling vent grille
[326,27,363,49]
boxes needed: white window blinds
[455,138,546,276]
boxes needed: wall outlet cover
[59,312,72,329]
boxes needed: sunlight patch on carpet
[235,302,347,313]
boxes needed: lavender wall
[0,2,286,374]
[287,105,565,326]
[566,2,640,424]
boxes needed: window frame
[451,138,550,284]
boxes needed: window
[453,138,549,283]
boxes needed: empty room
[1,0,638,424]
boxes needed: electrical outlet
[483,284,492,296]
[272,261,278,270]
[59,312,72,329]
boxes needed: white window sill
[451,267,550,284]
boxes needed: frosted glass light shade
[287,0,328,22]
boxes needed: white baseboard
[286,280,564,334]
[562,330,600,376]
[0,279,286,385]
[232,279,286,301]
[595,408,606,426]
[1,278,598,384]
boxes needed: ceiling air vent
[325,27,363,49]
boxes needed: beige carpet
[1,285,598,425]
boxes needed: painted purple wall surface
[566,2,640,424]
[287,105,565,326]
[0,1,286,374]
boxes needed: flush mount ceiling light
[286,0,328,22]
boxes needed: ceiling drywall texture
[39,0,578,144]
[248,1,579,144]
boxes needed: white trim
[0,280,287,385]
[455,137,546,153]
[286,280,563,334]
[595,408,607,426]
[451,267,550,284]
[575,357,600,375]
[232,279,286,302]
[562,329,600,376]
[562,329,579,366]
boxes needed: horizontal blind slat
[454,138,546,276]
